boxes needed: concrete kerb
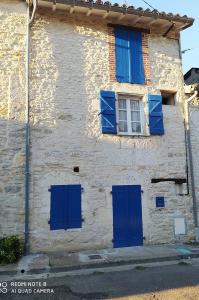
[1,250,199,276]
[37,253,199,274]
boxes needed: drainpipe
[185,90,199,241]
[24,2,30,256]
[24,0,37,255]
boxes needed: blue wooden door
[112,185,143,248]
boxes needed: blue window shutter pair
[100,90,117,134]
[99,92,164,135]
[115,27,145,84]
[148,95,164,135]
[50,185,82,230]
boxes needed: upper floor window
[118,97,144,134]
[114,27,145,85]
[99,90,164,136]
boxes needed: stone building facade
[0,0,196,253]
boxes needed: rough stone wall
[0,1,27,237]
[189,106,199,224]
[28,8,194,252]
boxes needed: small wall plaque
[156,196,165,208]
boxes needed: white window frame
[117,94,145,136]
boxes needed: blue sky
[117,0,198,74]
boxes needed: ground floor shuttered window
[49,185,82,230]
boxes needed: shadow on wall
[0,116,25,237]
[0,69,27,237]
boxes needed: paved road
[1,261,199,299]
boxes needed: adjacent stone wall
[28,8,194,252]
[0,1,27,238]
[189,106,199,224]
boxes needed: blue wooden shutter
[49,185,82,230]
[115,27,145,84]
[129,31,145,84]
[67,185,82,229]
[50,185,68,230]
[112,185,143,248]
[115,27,130,83]
[100,90,117,134]
[148,94,164,135]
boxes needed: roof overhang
[36,0,194,38]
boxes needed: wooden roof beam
[163,22,175,37]
[118,12,126,21]
[130,16,142,26]
[86,8,92,17]
[52,0,56,11]
[147,19,158,26]
[70,6,74,14]
[103,11,110,19]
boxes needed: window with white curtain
[118,96,144,135]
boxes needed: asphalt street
[1,260,199,299]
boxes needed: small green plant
[0,236,23,265]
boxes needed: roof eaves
[42,0,194,26]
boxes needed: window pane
[119,110,127,121]
[131,111,140,122]
[119,121,128,132]
[131,122,141,133]
[118,99,127,109]
[130,100,140,111]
